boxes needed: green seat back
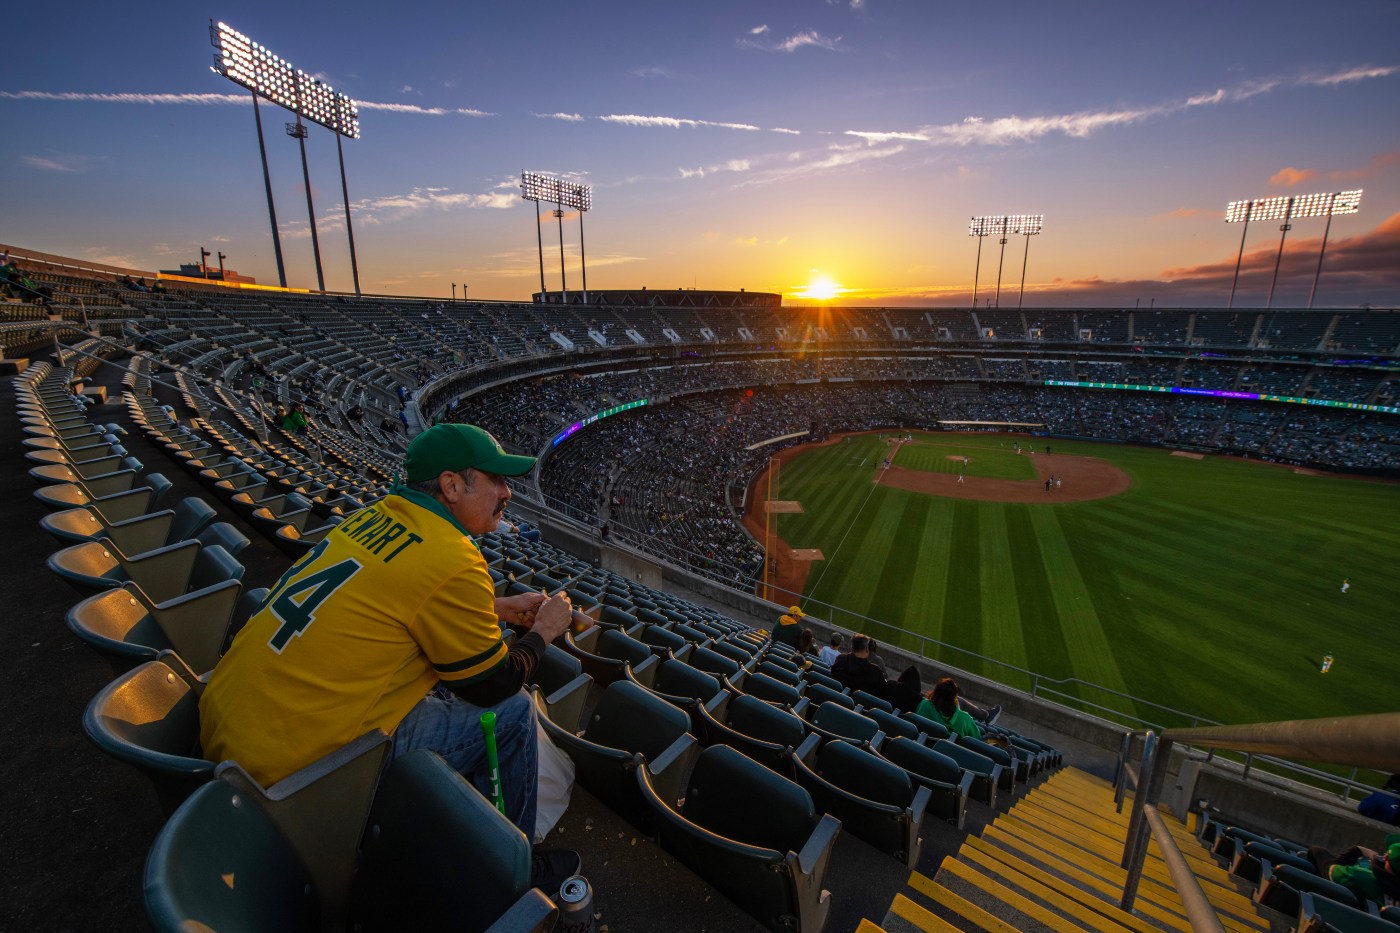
[597,628,652,666]
[144,779,319,932]
[804,683,855,709]
[742,672,802,707]
[864,707,919,741]
[725,694,807,749]
[585,680,691,760]
[654,659,720,702]
[812,703,880,743]
[882,737,963,785]
[684,745,818,853]
[816,739,913,809]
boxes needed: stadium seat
[739,671,805,711]
[636,744,837,933]
[807,702,883,748]
[850,689,894,713]
[957,734,1024,788]
[1230,838,1317,884]
[931,739,1003,807]
[758,660,802,686]
[1296,893,1392,933]
[696,692,808,774]
[1256,861,1363,918]
[877,736,974,829]
[862,706,921,742]
[536,679,698,830]
[638,623,692,661]
[639,657,729,735]
[789,733,930,866]
[48,538,203,600]
[903,711,951,742]
[563,626,658,688]
[147,739,548,933]
[800,669,844,693]
[32,472,171,516]
[82,653,213,810]
[531,644,592,733]
[802,682,855,711]
[66,577,244,676]
[347,750,557,933]
[688,645,744,682]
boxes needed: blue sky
[3,0,1398,306]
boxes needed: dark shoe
[531,848,582,898]
[986,704,1002,726]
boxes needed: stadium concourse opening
[743,430,1132,601]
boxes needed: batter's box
[788,549,825,561]
[766,500,804,513]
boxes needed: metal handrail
[1143,807,1226,933]
[1118,711,1400,915]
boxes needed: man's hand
[495,591,546,627]
[529,592,573,644]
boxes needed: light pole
[210,21,361,293]
[971,214,1043,309]
[1225,190,1362,308]
[521,171,592,304]
[199,246,212,279]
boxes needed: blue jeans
[390,686,539,838]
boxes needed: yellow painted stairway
[866,767,1273,933]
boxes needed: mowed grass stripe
[808,490,906,623]
[903,499,956,645]
[1003,505,1067,688]
[978,504,1030,677]
[940,502,983,653]
[869,495,929,651]
[1027,506,1129,694]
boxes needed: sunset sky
[4,1,1399,307]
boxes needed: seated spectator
[1359,774,1400,826]
[771,606,804,648]
[915,677,1002,737]
[1308,835,1400,908]
[797,627,816,658]
[281,402,309,434]
[832,634,924,712]
[347,403,365,423]
[818,632,843,666]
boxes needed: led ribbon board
[1043,379,1399,415]
[552,399,648,446]
[212,21,360,138]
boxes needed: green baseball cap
[1387,833,1400,865]
[403,424,536,484]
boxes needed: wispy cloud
[481,246,644,278]
[740,29,843,52]
[357,101,494,116]
[1,90,248,105]
[1329,148,1400,182]
[600,113,760,131]
[735,141,905,187]
[840,64,1400,149]
[733,235,788,247]
[533,111,584,122]
[771,127,801,135]
[1,90,495,117]
[629,66,676,80]
[679,159,751,180]
[749,24,769,35]
[22,153,101,172]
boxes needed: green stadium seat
[1256,861,1362,918]
[931,739,1003,807]
[1297,893,1391,933]
[851,689,894,713]
[807,702,883,748]
[1230,839,1317,885]
[956,734,1022,790]
[803,682,856,711]
[877,736,974,829]
[862,706,921,742]
[67,577,244,676]
[636,744,837,933]
[536,680,698,830]
[790,733,930,866]
[698,693,808,774]
[82,653,213,810]
[531,645,592,734]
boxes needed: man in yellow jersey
[200,423,579,888]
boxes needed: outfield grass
[894,436,1035,480]
[774,432,1398,728]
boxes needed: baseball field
[748,431,1398,729]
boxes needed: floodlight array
[521,171,592,211]
[212,21,360,138]
[969,214,1044,236]
[1225,190,1362,223]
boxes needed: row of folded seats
[20,362,566,931]
[1201,814,1400,933]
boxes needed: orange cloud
[1270,166,1316,187]
[1329,148,1400,182]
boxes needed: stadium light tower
[210,21,363,294]
[971,215,1042,308]
[521,171,592,303]
[1225,190,1361,309]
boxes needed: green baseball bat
[480,711,506,814]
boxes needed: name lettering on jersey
[337,508,424,563]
